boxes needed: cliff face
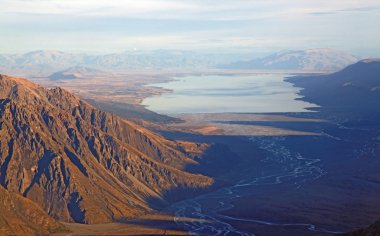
[0,75,212,224]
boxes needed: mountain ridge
[0,50,248,76]
[0,48,360,77]
[221,48,360,71]
[287,58,380,117]
[0,74,213,227]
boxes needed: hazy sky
[1,0,380,56]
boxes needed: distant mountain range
[0,50,249,76]
[0,48,361,77]
[221,48,361,71]
[0,74,212,234]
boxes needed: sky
[0,0,380,56]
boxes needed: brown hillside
[0,74,212,224]
[0,186,67,236]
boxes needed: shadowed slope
[288,58,380,117]
[338,220,380,236]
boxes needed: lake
[142,74,318,113]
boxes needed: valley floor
[154,112,380,236]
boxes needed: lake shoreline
[142,73,319,114]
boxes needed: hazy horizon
[0,47,368,58]
[1,0,380,57]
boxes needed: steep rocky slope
[0,74,212,225]
[0,186,67,235]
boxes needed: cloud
[309,5,380,16]
[0,0,197,17]
[115,32,320,51]
[1,0,379,20]
[0,0,379,55]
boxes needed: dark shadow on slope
[68,192,86,224]
[145,131,268,208]
[23,149,57,196]
[160,131,265,180]
[0,139,14,188]
[85,136,100,162]
[64,148,88,177]
[337,220,380,236]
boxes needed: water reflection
[142,74,318,113]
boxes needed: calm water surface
[142,74,318,113]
